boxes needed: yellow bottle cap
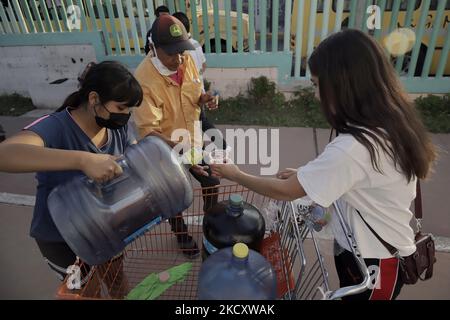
[232,243,249,259]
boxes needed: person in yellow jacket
[133,15,220,259]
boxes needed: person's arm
[276,168,297,179]
[0,131,122,183]
[201,62,206,75]
[213,142,368,207]
[210,163,306,201]
[199,45,206,75]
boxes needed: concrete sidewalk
[0,114,449,299]
[0,203,60,299]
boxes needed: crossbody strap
[357,210,399,256]
[415,180,423,220]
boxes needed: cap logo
[170,24,182,37]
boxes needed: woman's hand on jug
[79,152,123,184]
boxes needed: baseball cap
[151,15,195,55]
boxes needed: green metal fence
[0,0,449,93]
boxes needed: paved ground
[0,113,449,300]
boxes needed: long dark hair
[308,29,436,181]
[58,61,143,112]
[155,5,169,17]
[144,28,152,55]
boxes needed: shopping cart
[56,184,370,300]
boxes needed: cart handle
[324,202,371,300]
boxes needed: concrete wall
[0,45,97,108]
[0,43,441,109]
[0,44,281,108]
[203,67,278,97]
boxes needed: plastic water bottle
[308,206,327,232]
[48,136,193,265]
[293,197,328,232]
[204,146,231,165]
[202,194,265,260]
[198,243,277,300]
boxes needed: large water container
[202,194,265,260]
[198,243,277,300]
[48,136,193,265]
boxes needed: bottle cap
[229,194,243,206]
[232,243,249,259]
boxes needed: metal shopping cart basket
[56,184,370,300]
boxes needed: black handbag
[358,180,436,285]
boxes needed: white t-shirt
[188,38,206,76]
[297,133,417,259]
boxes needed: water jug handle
[115,156,128,169]
[85,156,130,188]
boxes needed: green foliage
[206,76,327,128]
[207,76,448,133]
[415,94,450,133]
[247,76,285,107]
[0,93,35,116]
[287,87,329,128]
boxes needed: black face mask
[94,103,130,130]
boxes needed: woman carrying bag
[210,29,437,300]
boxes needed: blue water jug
[202,194,265,260]
[198,243,277,300]
[48,136,193,265]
